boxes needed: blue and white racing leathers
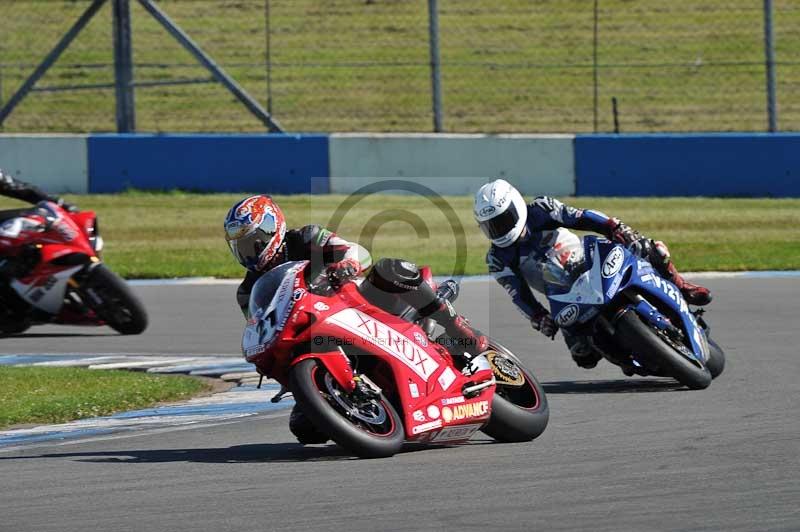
[485,196,615,322]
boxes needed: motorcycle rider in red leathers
[224,194,487,444]
[0,169,77,328]
[473,179,711,371]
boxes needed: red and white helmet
[224,195,287,271]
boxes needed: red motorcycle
[242,260,548,458]
[0,201,147,335]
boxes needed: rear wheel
[81,264,147,335]
[289,359,404,458]
[615,311,711,390]
[481,340,549,443]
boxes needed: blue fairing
[547,236,708,363]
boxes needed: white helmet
[474,179,528,248]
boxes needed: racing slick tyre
[615,311,712,390]
[82,264,148,335]
[289,358,404,459]
[480,340,549,443]
[705,337,726,380]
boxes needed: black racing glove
[326,258,361,287]
[608,218,641,247]
[531,308,558,340]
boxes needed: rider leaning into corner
[223,194,488,444]
[0,169,77,303]
[473,179,712,370]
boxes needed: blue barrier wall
[87,134,330,193]
[575,134,800,197]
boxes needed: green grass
[0,0,798,132]
[0,366,211,429]
[2,193,798,277]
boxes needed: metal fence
[0,0,797,133]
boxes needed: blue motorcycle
[543,233,725,389]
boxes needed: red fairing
[3,202,102,324]
[241,261,496,443]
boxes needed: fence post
[428,0,443,132]
[592,0,599,132]
[112,0,136,132]
[763,0,778,132]
[265,0,273,115]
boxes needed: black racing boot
[430,300,488,356]
[288,405,329,445]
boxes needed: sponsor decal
[641,274,689,314]
[408,382,420,398]
[328,308,440,380]
[479,205,496,217]
[427,405,440,420]
[313,301,330,312]
[431,423,483,442]
[292,288,306,301]
[437,366,457,391]
[602,246,624,278]
[441,400,490,423]
[411,419,442,435]
[556,304,580,327]
[606,270,624,298]
[412,410,425,422]
[441,395,466,406]
[413,331,429,347]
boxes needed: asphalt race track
[1,277,798,532]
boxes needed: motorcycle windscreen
[242,261,307,360]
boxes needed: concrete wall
[3,133,799,197]
[329,133,575,196]
[0,135,88,193]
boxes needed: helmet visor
[227,227,273,270]
[478,206,519,240]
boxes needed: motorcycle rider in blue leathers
[474,179,711,369]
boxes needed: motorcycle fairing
[11,265,83,313]
[546,237,708,363]
[318,303,494,439]
[241,261,494,440]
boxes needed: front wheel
[81,264,148,335]
[481,339,549,443]
[706,337,726,379]
[615,311,711,390]
[289,359,404,458]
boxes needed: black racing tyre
[289,358,404,458]
[706,337,726,380]
[82,264,148,335]
[480,340,549,443]
[615,311,711,390]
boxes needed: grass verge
[1,193,798,277]
[0,366,211,429]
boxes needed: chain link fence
[0,0,798,133]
